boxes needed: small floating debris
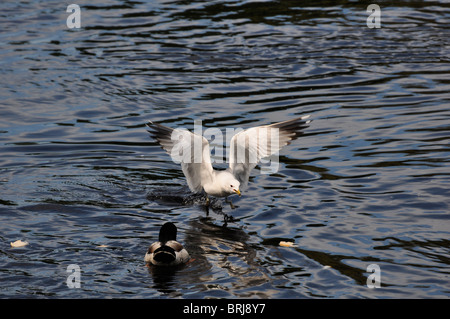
[323,265,332,270]
[97,244,108,248]
[279,241,295,247]
[11,240,29,248]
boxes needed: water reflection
[184,218,272,298]
[147,263,188,296]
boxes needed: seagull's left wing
[229,115,311,187]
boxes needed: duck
[144,222,190,266]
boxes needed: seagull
[146,115,311,210]
[144,222,190,266]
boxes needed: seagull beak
[234,189,241,196]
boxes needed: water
[0,0,449,299]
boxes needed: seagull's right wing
[147,121,213,193]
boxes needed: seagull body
[145,222,190,266]
[147,115,311,207]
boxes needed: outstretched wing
[147,121,213,193]
[229,115,311,187]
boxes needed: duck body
[144,240,190,266]
[145,222,190,266]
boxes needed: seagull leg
[203,195,210,216]
[225,196,236,209]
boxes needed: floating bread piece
[279,241,295,247]
[11,240,29,248]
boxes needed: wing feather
[147,121,213,193]
[229,115,311,186]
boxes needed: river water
[0,0,449,298]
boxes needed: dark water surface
[1,0,449,298]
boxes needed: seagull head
[229,180,241,197]
[215,171,241,197]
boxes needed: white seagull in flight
[147,115,311,210]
